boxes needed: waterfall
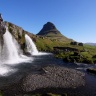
[0,28,19,64]
[3,28,20,63]
[25,34,52,56]
[25,34,38,55]
[0,28,31,76]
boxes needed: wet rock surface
[0,54,96,96]
[21,65,85,92]
[2,65,85,95]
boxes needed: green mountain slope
[37,22,73,43]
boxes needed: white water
[25,34,38,55]
[0,28,32,76]
[25,34,52,55]
[0,28,50,76]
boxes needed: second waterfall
[25,34,38,55]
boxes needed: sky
[0,0,96,43]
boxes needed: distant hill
[37,22,73,43]
[85,43,96,46]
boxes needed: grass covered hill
[37,22,62,36]
[37,22,73,43]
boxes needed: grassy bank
[55,44,96,64]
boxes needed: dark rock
[0,13,6,45]
[73,52,80,56]
[78,43,83,46]
[0,13,6,34]
[23,52,32,56]
[87,68,96,74]
[70,41,78,45]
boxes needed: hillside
[37,22,73,43]
[37,22,61,36]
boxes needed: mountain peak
[44,22,56,30]
[37,22,61,36]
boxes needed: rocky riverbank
[2,64,85,96]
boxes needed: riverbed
[0,53,96,96]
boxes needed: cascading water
[0,28,32,76]
[25,34,52,55]
[25,34,38,55]
[2,28,21,63]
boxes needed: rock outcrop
[0,14,6,46]
[5,22,24,40]
[0,14,5,34]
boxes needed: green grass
[55,44,96,64]
[0,91,3,96]
[35,36,71,51]
[81,52,92,58]
[84,44,96,56]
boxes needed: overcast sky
[0,0,96,43]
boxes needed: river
[0,53,96,96]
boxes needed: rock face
[5,22,24,40]
[0,14,5,33]
[37,22,62,36]
[0,14,6,45]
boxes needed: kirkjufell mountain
[37,22,72,43]
[37,22,62,36]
